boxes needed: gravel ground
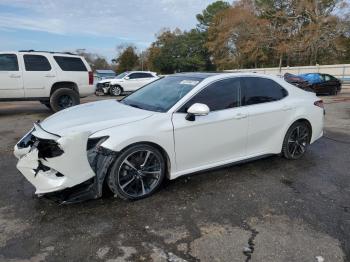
[0,89,349,262]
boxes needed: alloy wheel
[110,86,121,96]
[117,150,162,198]
[287,125,309,159]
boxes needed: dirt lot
[0,89,349,262]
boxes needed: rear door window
[241,77,287,106]
[0,54,19,71]
[24,55,51,71]
[54,56,87,71]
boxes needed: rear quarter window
[54,56,87,71]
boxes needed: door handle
[10,74,21,78]
[233,113,247,119]
[45,74,56,78]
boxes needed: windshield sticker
[180,80,199,86]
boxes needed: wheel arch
[50,81,79,96]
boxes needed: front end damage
[14,122,117,203]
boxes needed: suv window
[179,78,240,112]
[24,55,51,71]
[128,73,153,79]
[54,56,87,71]
[241,77,287,106]
[0,54,19,71]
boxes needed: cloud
[0,0,216,44]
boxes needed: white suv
[96,71,159,96]
[0,51,94,112]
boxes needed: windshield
[121,76,201,112]
[115,72,128,79]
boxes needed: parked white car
[96,71,158,96]
[0,50,94,112]
[14,73,324,203]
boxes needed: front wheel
[107,144,166,200]
[109,85,122,96]
[282,122,311,160]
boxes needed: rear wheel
[282,122,311,160]
[107,144,166,200]
[50,88,80,112]
[109,85,122,96]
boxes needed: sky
[0,0,218,61]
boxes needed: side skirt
[172,154,275,180]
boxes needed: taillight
[314,100,324,108]
[88,71,93,85]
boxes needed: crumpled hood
[40,100,154,136]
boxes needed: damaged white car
[14,73,324,203]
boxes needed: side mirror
[124,76,130,80]
[186,103,210,121]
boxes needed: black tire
[282,121,311,160]
[107,144,166,200]
[50,88,80,112]
[109,85,122,96]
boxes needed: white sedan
[14,73,324,203]
[96,71,158,96]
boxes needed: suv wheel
[109,85,122,96]
[50,88,80,112]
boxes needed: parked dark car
[284,73,313,91]
[284,73,341,95]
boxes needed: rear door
[172,77,249,173]
[241,77,290,156]
[21,54,56,98]
[0,53,23,98]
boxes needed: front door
[0,53,23,98]
[172,77,248,174]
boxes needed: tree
[206,0,350,69]
[196,1,231,31]
[146,28,213,74]
[75,50,111,71]
[114,45,139,73]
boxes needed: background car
[284,73,312,91]
[0,50,94,111]
[95,71,158,96]
[299,73,341,95]
[15,73,324,202]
